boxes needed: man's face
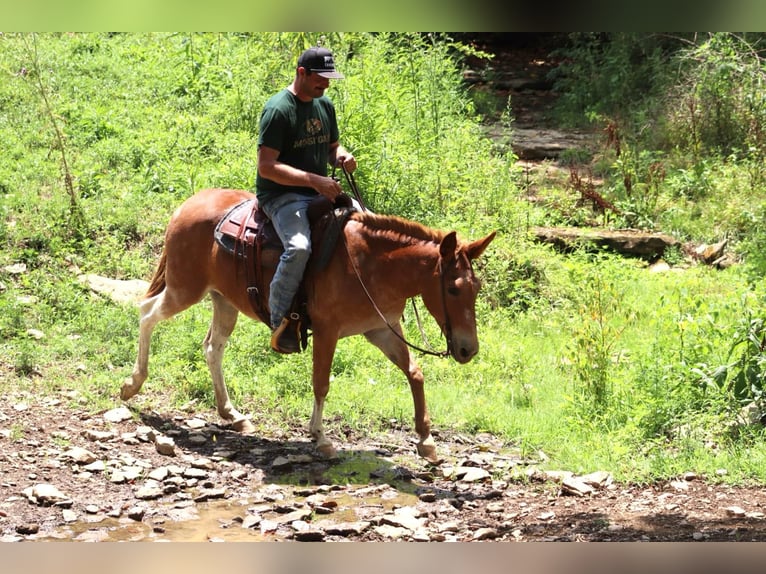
[296,68,330,100]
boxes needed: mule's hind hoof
[317,443,338,459]
[232,418,256,434]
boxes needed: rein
[331,168,454,359]
[332,163,367,212]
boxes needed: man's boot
[270,315,301,354]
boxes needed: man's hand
[335,153,357,173]
[312,173,343,201]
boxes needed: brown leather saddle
[214,193,354,347]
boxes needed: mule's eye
[447,286,460,296]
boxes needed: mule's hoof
[317,443,338,459]
[120,380,136,401]
[417,442,443,465]
[232,418,256,434]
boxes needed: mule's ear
[439,231,458,260]
[465,231,496,260]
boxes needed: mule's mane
[350,211,446,244]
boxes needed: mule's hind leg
[364,325,441,464]
[121,289,180,401]
[204,291,254,433]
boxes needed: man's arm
[258,145,343,201]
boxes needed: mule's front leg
[364,327,442,464]
[310,334,338,458]
[407,363,441,464]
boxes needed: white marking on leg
[121,292,168,400]
[310,397,336,458]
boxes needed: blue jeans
[260,192,315,329]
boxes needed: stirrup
[270,315,301,354]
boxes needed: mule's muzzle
[451,339,478,364]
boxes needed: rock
[381,506,426,531]
[62,509,78,522]
[74,529,110,542]
[272,456,291,469]
[83,429,116,442]
[79,274,149,304]
[317,521,371,537]
[443,466,491,482]
[725,506,747,518]
[103,407,133,423]
[4,263,27,274]
[23,484,73,507]
[60,446,98,465]
[294,530,325,541]
[148,467,170,482]
[581,471,613,489]
[193,488,227,502]
[275,508,312,524]
[83,460,106,472]
[374,524,409,540]
[119,466,143,481]
[134,484,163,500]
[649,260,671,273]
[670,480,689,492]
[292,521,325,541]
[561,477,595,497]
[184,418,207,429]
[182,467,208,479]
[242,515,261,529]
[154,435,176,456]
[188,433,207,446]
[473,527,499,540]
[15,523,39,535]
[190,457,214,470]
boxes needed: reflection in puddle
[40,449,424,541]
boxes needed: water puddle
[39,449,424,541]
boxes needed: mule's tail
[145,249,167,298]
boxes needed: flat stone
[23,483,73,507]
[103,407,133,423]
[61,446,98,464]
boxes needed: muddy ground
[4,387,766,543]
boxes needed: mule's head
[422,230,496,364]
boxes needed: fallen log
[531,226,678,259]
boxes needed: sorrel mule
[121,188,496,463]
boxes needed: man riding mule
[256,45,356,354]
[121,185,495,463]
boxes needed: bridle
[332,164,458,359]
[340,228,457,359]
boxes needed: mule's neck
[352,219,443,301]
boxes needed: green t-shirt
[255,89,339,204]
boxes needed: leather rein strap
[331,168,454,359]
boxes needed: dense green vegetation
[2,32,766,483]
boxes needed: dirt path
[4,387,766,542]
